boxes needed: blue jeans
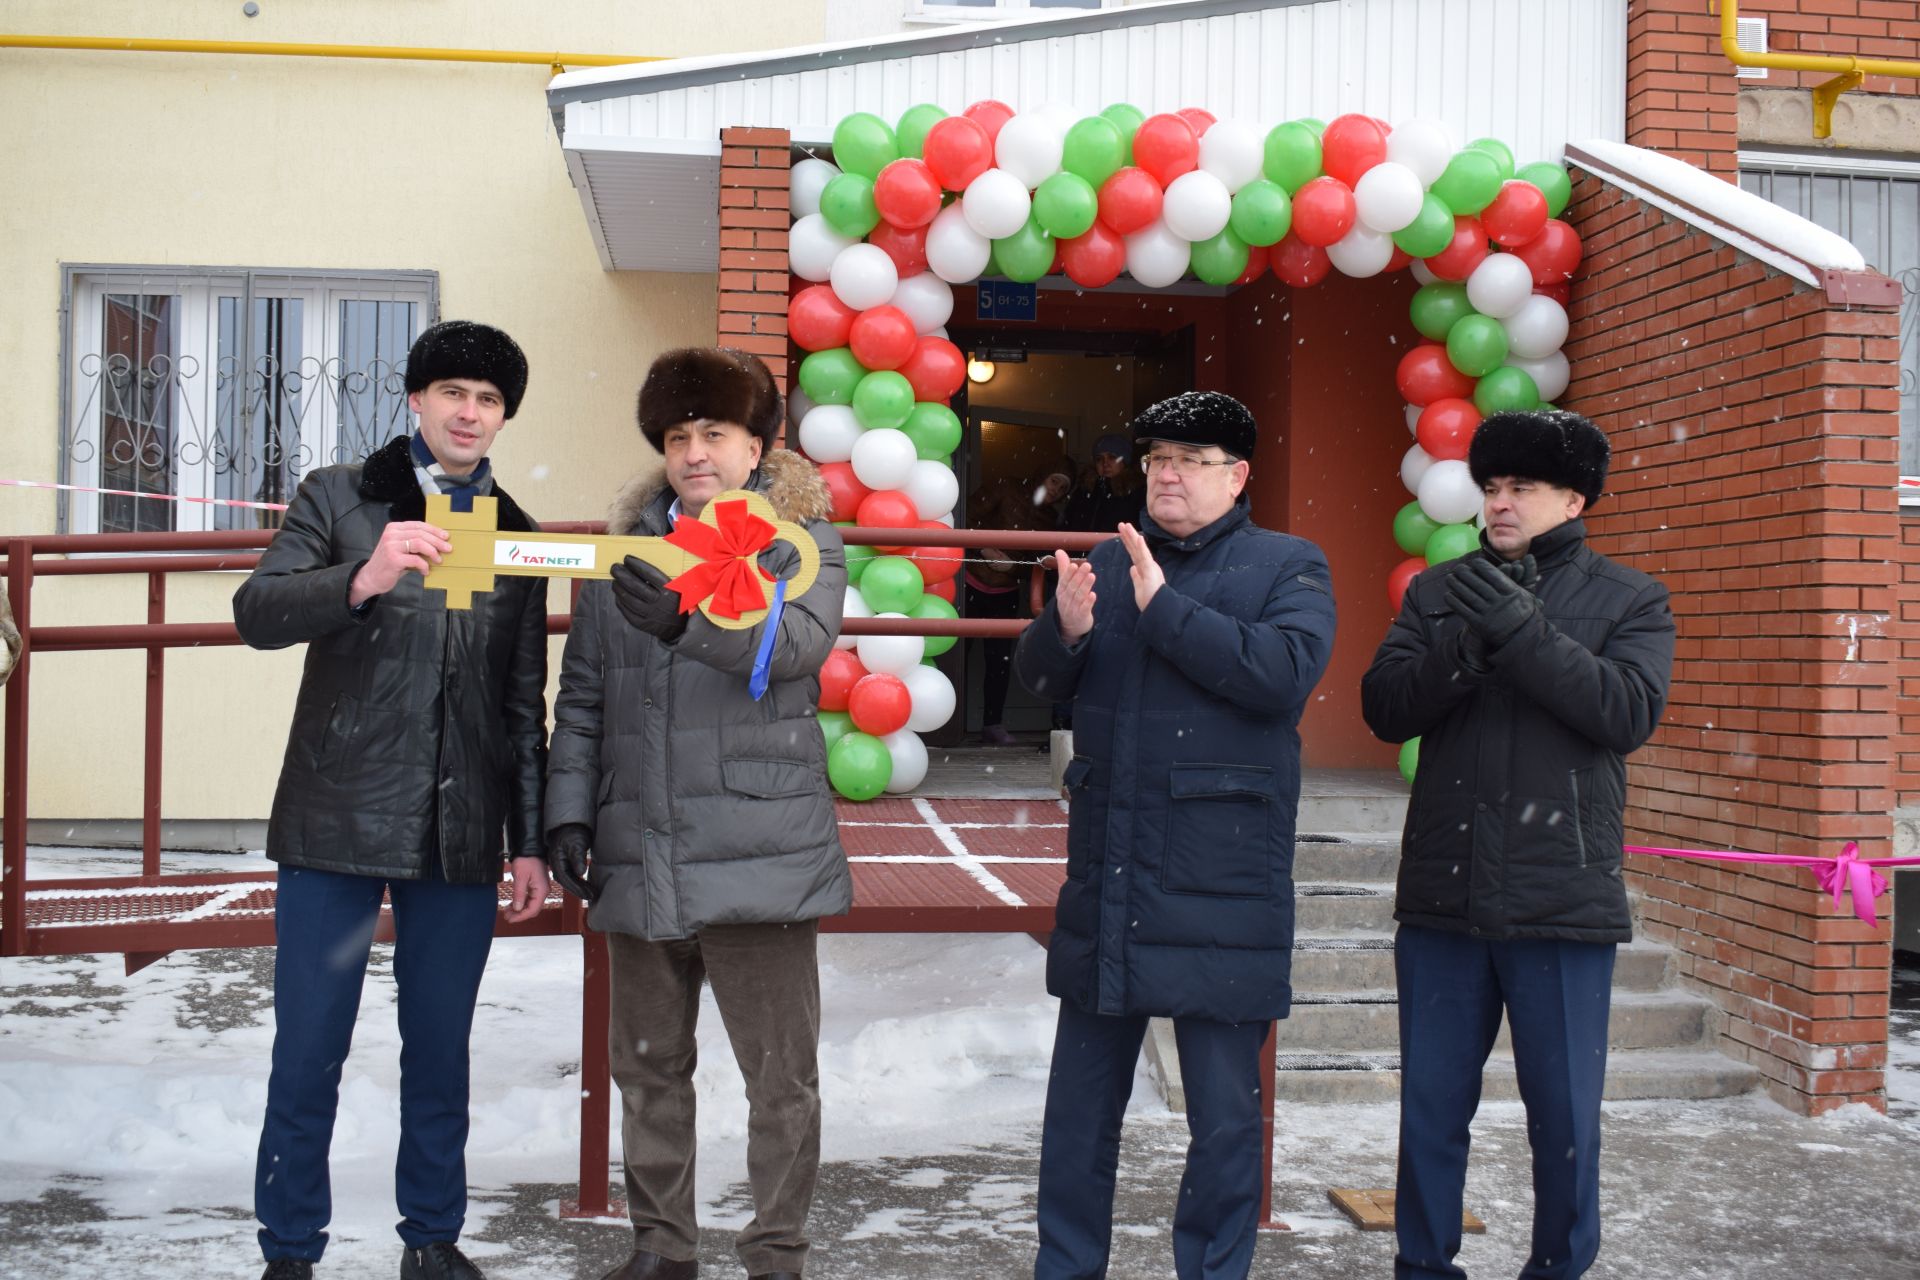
[254,864,499,1262]
[1393,924,1616,1280]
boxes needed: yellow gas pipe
[0,33,661,77]
[1718,0,1920,139]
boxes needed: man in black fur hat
[546,347,849,1280]
[1361,409,1675,1280]
[235,320,550,1280]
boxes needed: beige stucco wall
[0,0,827,825]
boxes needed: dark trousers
[966,582,1023,727]
[255,864,499,1262]
[1034,1002,1269,1280]
[1394,924,1616,1280]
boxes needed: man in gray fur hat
[545,347,850,1280]
[1362,409,1676,1280]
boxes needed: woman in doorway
[967,471,1047,746]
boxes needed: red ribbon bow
[662,498,778,620]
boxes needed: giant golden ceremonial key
[421,490,821,630]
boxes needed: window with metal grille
[59,267,438,533]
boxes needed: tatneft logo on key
[494,540,596,570]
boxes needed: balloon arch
[786,102,1583,801]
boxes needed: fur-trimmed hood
[607,448,833,536]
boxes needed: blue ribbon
[749,577,787,702]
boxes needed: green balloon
[1263,121,1323,194]
[1431,149,1503,216]
[1446,314,1510,378]
[1229,179,1292,247]
[1033,172,1099,239]
[994,216,1056,284]
[896,103,948,160]
[798,348,866,406]
[860,555,926,614]
[1469,137,1516,182]
[1393,193,1457,259]
[852,370,915,430]
[1517,161,1573,219]
[1424,522,1480,565]
[820,172,880,238]
[909,594,959,657]
[832,112,899,180]
[1409,282,1475,342]
[1475,365,1541,416]
[1190,226,1251,286]
[844,541,876,586]
[817,710,855,754]
[1398,737,1420,786]
[1393,501,1443,556]
[1061,117,1127,187]
[828,731,892,801]
[982,239,1003,279]
[1101,103,1145,163]
[902,402,963,460]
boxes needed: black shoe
[400,1242,485,1280]
[261,1263,313,1280]
[599,1248,697,1279]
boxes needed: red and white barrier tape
[0,478,288,511]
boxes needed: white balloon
[903,459,959,520]
[925,203,992,283]
[835,588,872,651]
[829,243,899,312]
[850,427,918,491]
[1417,459,1482,525]
[900,664,957,734]
[1353,161,1426,234]
[1409,259,1439,286]
[929,326,950,340]
[1405,403,1424,436]
[934,511,956,527]
[790,214,856,282]
[798,404,863,464]
[1508,351,1570,402]
[787,385,816,429]
[1503,294,1570,359]
[891,272,956,335]
[1198,119,1264,193]
[880,728,930,793]
[1401,442,1435,496]
[858,615,924,676]
[1162,170,1233,241]
[962,168,1032,239]
[1386,118,1455,187]
[1327,223,1395,278]
[995,113,1066,190]
[1125,220,1191,288]
[1465,253,1535,320]
[790,157,840,220]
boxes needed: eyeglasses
[1141,452,1241,476]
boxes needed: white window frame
[908,0,1121,25]
[59,266,437,534]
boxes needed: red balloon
[1415,398,1481,461]
[868,220,929,277]
[911,520,962,585]
[1096,167,1164,237]
[1396,344,1478,407]
[923,116,995,191]
[819,462,871,523]
[1132,113,1199,187]
[1060,220,1128,287]
[819,648,868,713]
[1535,281,1572,306]
[788,285,856,353]
[849,305,918,371]
[899,336,965,402]
[857,489,920,551]
[1291,177,1358,247]
[1233,242,1271,285]
[848,673,913,736]
[1425,216,1490,281]
[1177,107,1217,137]
[1385,245,1413,273]
[962,99,1015,143]
[1482,180,1550,248]
[1510,219,1583,286]
[1319,113,1389,189]
[872,158,943,229]
[924,577,957,604]
[1388,557,1427,614]
[1270,233,1331,288]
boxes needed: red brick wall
[719,126,795,426]
[1565,169,1904,1113]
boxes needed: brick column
[1565,170,1904,1113]
[719,127,794,427]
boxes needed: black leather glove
[610,555,689,641]
[1496,552,1540,594]
[547,822,597,902]
[1445,555,1539,649]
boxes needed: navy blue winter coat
[1014,499,1337,1023]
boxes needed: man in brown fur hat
[545,347,850,1280]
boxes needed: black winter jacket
[233,434,549,884]
[1360,520,1674,943]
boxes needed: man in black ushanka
[1362,409,1675,1280]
